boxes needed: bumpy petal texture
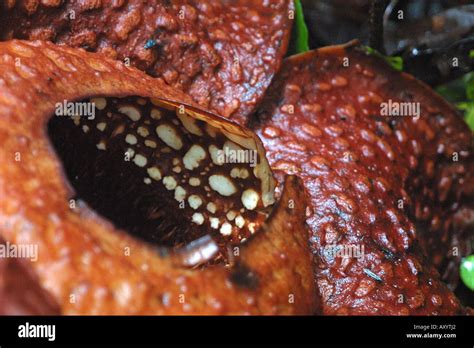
[251,41,473,315]
[0,237,60,315]
[0,40,316,315]
[0,0,294,124]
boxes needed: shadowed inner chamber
[47,96,271,260]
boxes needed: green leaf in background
[293,0,309,54]
[465,71,474,100]
[465,106,474,130]
[454,102,474,130]
[363,46,403,72]
[436,78,468,103]
[384,56,403,72]
[470,49,474,59]
[460,255,474,291]
[436,72,474,131]
[288,0,309,55]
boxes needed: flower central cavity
[48,96,273,264]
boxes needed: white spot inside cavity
[137,126,149,137]
[96,141,106,151]
[163,176,177,190]
[189,177,201,186]
[172,166,182,174]
[96,122,106,131]
[248,222,256,234]
[133,154,147,167]
[91,97,107,110]
[209,145,224,166]
[119,105,141,121]
[183,145,206,170]
[235,215,245,228]
[174,186,186,202]
[144,140,157,148]
[147,167,162,181]
[230,167,249,179]
[144,177,152,184]
[223,141,243,153]
[82,125,89,133]
[188,195,202,210]
[210,217,220,229]
[226,210,236,221]
[207,202,217,214]
[71,115,80,126]
[241,189,259,210]
[125,134,138,145]
[192,213,204,225]
[151,108,162,120]
[177,111,203,136]
[220,222,232,236]
[156,124,183,150]
[209,175,237,196]
[125,148,135,158]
